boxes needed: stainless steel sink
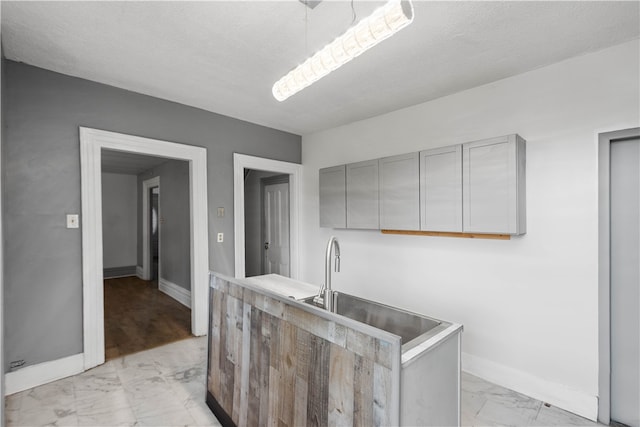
[302,291,446,351]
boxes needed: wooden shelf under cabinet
[381,229,511,240]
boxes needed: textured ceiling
[2,1,639,135]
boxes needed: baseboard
[103,265,137,279]
[159,277,191,308]
[5,353,84,395]
[136,265,144,279]
[462,352,598,421]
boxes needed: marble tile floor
[461,373,601,427]
[6,336,602,427]
[5,337,220,427]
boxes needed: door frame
[597,127,640,424]
[233,153,301,279]
[80,127,209,370]
[261,174,291,275]
[142,177,160,281]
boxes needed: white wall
[300,39,640,420]
[101,173,138,269]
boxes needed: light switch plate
[217,207,225,217]
[217,233,224,243]
[67,214,79,229]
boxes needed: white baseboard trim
[136,265,144,279]
[104,265,137,279]
[462,352,598,421]
[5,353,84,395]
[159,277,191,308]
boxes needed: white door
[610,137,640,427]
[263,181,290,276]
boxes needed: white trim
[142,176,160,281]
[80,127,209,372]
[80,129,105,370]
[598,132,612,425]
[462,352,597,421]
[103,274,136,279]
[136,265,144,279]
[233,153,302,279]
[5,353,84,395]
[159,277,192,308]
[103,266,137,279]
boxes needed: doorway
[244,172,290,277]
[262,175,290,276]
[233,153,301,279]
[80,127,209,370]
[101,160,193,361]
[598,128,640,426]
[142,176,161,282]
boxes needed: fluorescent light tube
[272,0,414,101]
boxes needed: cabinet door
[319,165,346,228]
[463,134,526,234]
[420,145,462,232]
[346,160,379,229]
[379,152,419,230]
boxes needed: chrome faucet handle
[312,284,326,306]
[317,282,327,298]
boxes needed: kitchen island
[206,272,462,426]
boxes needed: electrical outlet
[217,233,224,243]
[217,207,225,217]
[66,214,79,229]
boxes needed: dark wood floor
[104,276,192,360]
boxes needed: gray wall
[137,160,190,290]
[2,60,301,370]
[102,173,138,270]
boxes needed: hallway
[104,276,191,360]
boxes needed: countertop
[242,274,319,300]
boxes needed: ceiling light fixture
[272,0,414,102]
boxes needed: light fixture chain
[351,0,356,25]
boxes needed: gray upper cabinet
[420,145,463,232]
[462,134,526,234]
[319,134,526,234]
[319,165,346,228]
[379,152,419,230]
[346,159,379,229]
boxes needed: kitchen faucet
[314,236,340,312]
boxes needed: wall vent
[9,359,25,371]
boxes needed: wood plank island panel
[207,273,402,427]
